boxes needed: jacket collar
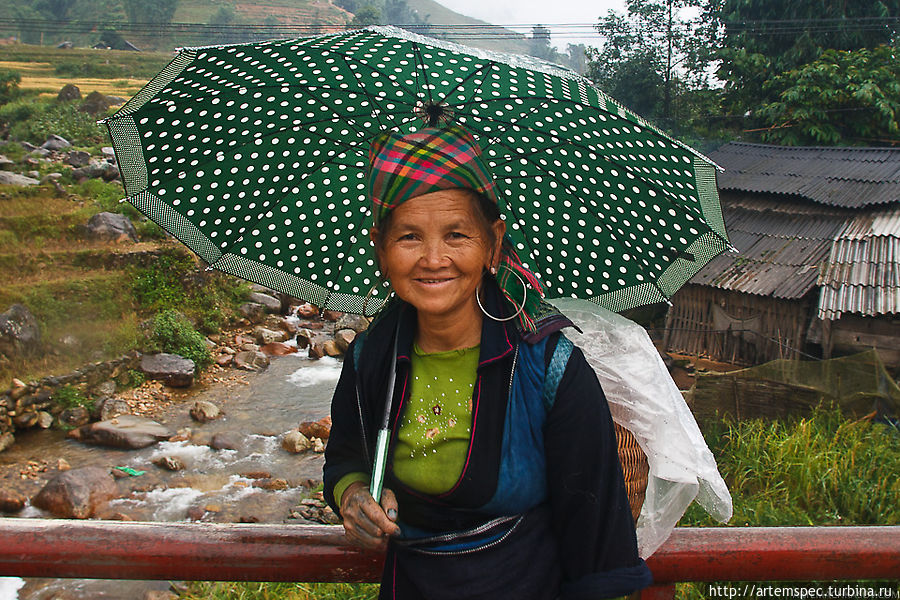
[393,276,517,370]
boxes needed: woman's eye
[448,232,469,239]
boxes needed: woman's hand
[340,481,400,550]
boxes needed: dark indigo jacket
[323,280,653,598]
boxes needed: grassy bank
[179,408,900,598]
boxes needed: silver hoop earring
[476,271,527,322]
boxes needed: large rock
[0,488,26,513]
[248,292,281,313]
[189,400,220,423]
[253,326,287,345]
[141,353,195,387]
[282,430,312,453]
[57,84,81,102]
[84,212,137,243]
[59,406,90,428]
[298,416,331,440]
[0,171,39,186]
[209,432,240,450]
[98,397,131,421]
[80,91,112,115]
[32,466,118,518]
[0,155,14,171]
[41,134,71,151]
[72,160,119,182]
[334,329,356,353]
[69,415,173,449]
[334,313,370,333]
[233,350,269,371]
[0,304,41,357]
[238,302,267,324]
[0,432,14,453]
[65,150,91,167]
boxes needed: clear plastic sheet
[550,298,733,557]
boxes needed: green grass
[179,583,378,600]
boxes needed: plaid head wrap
[368,124,546,333]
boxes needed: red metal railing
[0,519,898,595]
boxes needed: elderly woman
[323,124,652,599]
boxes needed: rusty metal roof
[710,143,900,208]
[689,194,847,299]
[817,206,900,319]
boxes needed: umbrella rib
[339,54,392,132]
[411,43,434,107]
[441,60,495,114]
[294,79,379,142]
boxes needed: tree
[756,45,900,146]
[528,25,556,62]
[122,0,179,30]
[713,0,900,115]
[347,3,381,28]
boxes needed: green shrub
[53,384,93,411]
[0,69,21,105]
[0,98,41,128]
[147,309,212,370]
[130,249,194,312]
[54,60,125,79]
[8,101,105,146]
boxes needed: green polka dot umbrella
[102,25,730,316]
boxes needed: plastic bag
[550,298,733,558]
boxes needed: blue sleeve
[544,345,653,598]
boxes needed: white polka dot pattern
[104,26,729,314]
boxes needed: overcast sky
[436,0,628,49]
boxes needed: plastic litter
[550,298,733,558]
[113,466,145,477]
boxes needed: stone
[240,342,260,352]
[281,430,311,453]
[13,411,39,429]
[69,415,173,449]
[9,378,28,400]
[295,329,312,349]
[80,91,112,115]
[152,455,185,471]
[233,350,269,371]
[57,458,71,471]
[308,343,325,359]
[57,84,81,102]
[84,212,138,243]
[0,304,40,358]
[99,397,131,421]
[239,471,271,479]
[215,354,233,367]
[277,318,299,335]
[72,160,120,182]
[0,489,26,513]
[101,147,116,159]
[0,155,14,170]
[248,292,281,313]
[0,171,39,186]
[189,400,220,423]
[323,340,343,357]
[322,310,342,322]
[37,410,53,429]
[145,591,178,600]
[253,326,286,345]
[41,134,71,151]
[238,302,267,324]
[65,150,91,167]
[0,432,14,453]
[312,437,325,453]
[334,329,356,353]
[40,172,63,184]
[32,466,119,518]
[259,342,297,356]
[253,477,289,491]
[141,353,195,388]
[209,432,240,450]
[334,313,370,333]
[59,406,90,428]
[298,416,331,440]
[295,303,318,318]
[93,380,116,397]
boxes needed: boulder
[323,340,343,357]
[80,91,112,115]
[58,406,90,428]
[253,326,286,345]
[233,350,269,371]
[141,353,195,388]
[308,343,325,359]
[32,466,118,518]
[101,147,116,160]
[41,134,71,151]
[334,313,370,333]
[37,410,53,429]
[189,400,220,423]
[298,416,331,440]
[98,397,131,421]
[253,478,289,491]
[0,155,14,170]
[84,212,138,243]
[248,292,281,313]
[152,456,185,471]
[260,342,297,356]
[209,432,240,450]
[0,432,14,453]
[295,329,312,349]
[281,430,311,453]
[0,488,26,513]
[334,329,356,353]
[69,415,173,449]
[238,302,267,324]
[72,160,119,182]
[57,84,81,102]
[215,354,233,367]
[0,171,39,186]
[65,150,91,167]
[322,310,343,322]
[295,303,318,319]
[0,304,41,357]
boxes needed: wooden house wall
[664,285,812,365]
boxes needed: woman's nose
[418,239,449,267]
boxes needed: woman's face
[374,189,505,324]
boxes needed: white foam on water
[288,357,342,387]
[141,440,238,471]
[111,486,207,521]
[0,577,24,600]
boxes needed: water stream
[0,353,345,599]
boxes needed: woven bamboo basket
[614,423,649,522]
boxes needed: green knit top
[332,343,479,505]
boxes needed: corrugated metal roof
[817,206,900,319]
[710,143,900,208]
[689,200,845,299]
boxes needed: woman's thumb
[381,488,400,529]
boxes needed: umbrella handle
[370,427,391,503]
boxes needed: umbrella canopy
[103,25,729,316]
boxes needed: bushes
[147,309,212,370]
[8,101,106,146]
[54,60,126,79]
[0,69,21,105]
